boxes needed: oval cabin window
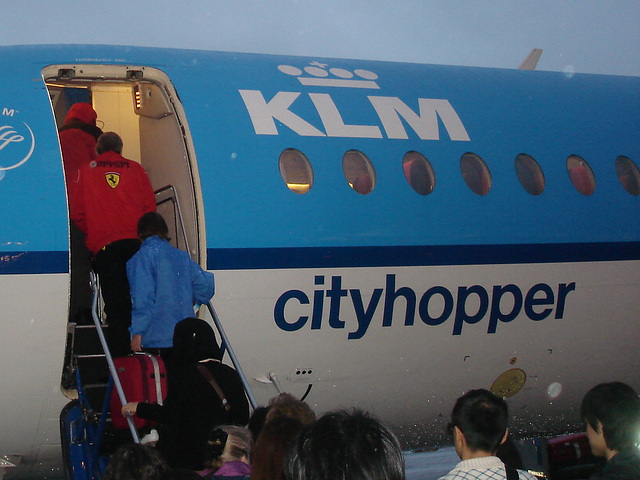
[567,155,595,195]
[615,156,640,196]
[279,148,313,194]
[403,151,435,196]
[343,150,375,195]
[515,154,545,195]
[460,152,491,195]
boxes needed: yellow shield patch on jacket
[105,172,120,188]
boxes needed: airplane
[0,44,639,479]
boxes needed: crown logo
[278,62,379,89]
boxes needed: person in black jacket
[58,102,103,324]
[122,318,250,470]
[581,382,640,479]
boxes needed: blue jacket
[126,236,215,348]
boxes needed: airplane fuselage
[0,44,638,478]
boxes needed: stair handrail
[154,185,191,255]
[154,184,258,410]
[206,301,258,410]
[89,271,140,443]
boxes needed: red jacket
[70,151,156,254]
[60,128,97,183]
[64,102,98,126]
[58,103,103,201]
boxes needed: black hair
[102,443,169,480]
[138,212,170,241]
[284,408,405,480]
[248,405,271,443]
[96,131,123,155]
[203,427,229,468]
[581,382,640,451]
[449,389,508,453]
[172,317,222,364]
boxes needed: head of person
[449,389,509,456]
[96,131,123,155]
[103,443,169,480]
[63,102,98,126]
[265,393,315,426]
[284,409,405,480]
[172,317,222,364]
[251,416,304,480]
[138,212,170,241]
[203,425,253,470]
[248,405,272,443]
[581,382,640,456]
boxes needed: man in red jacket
[59,102,103,190]
[58,102,103,323]
[71,132,156,357]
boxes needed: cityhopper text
[274,274,576,339]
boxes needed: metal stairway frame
[61,183,259,480]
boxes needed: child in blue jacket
[126,212,214,355]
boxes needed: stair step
[76,355,109,385]
[84,385,110,413]
[77,354,107,359]
[73,324,109,356]
[83,383,110,389]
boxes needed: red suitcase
[110,353,167,429]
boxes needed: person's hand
[131,335,143,352]
[122,402,139,417]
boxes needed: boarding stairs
[60,185,257,480]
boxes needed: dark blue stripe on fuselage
[207,242,640,270]
[2,242,639,274]
[0,251,68,275]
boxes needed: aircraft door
[134,81,201,259]
[42,64,204,264]
[42,65,205,397]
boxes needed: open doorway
[43,64,204,392]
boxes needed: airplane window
[403,151,435,196]
[566,155,595,195]
[343,150,376,195]
[615,156,640,196]
[515,154,545,195]
[279,148,313,194]
[460,152,491,195]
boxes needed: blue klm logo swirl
[0,123,36,172]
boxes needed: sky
[1,0,639,76]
